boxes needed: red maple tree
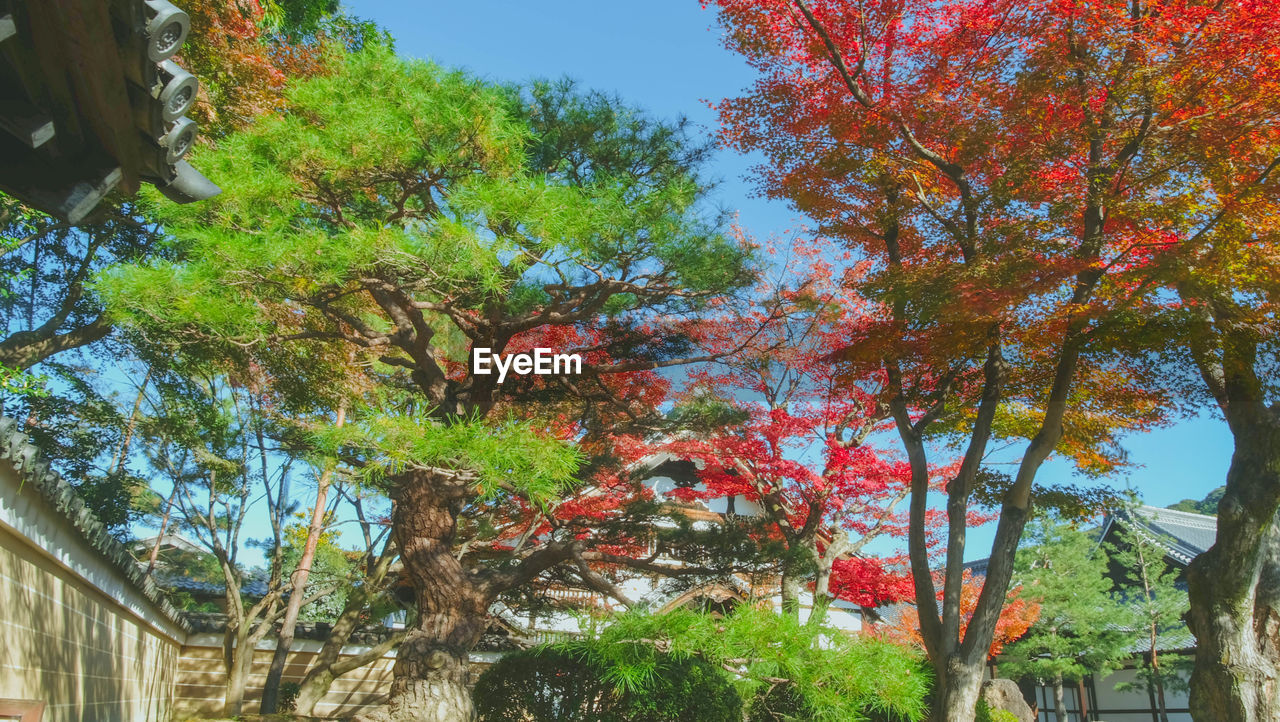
[699,0,1278,717]
[651,238,955,620]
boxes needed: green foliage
[1105,520,1193,697]
[970,471,1125,523]
[1002,517,1134,685]
[99,45,751,359]
[975,700,1018,722]
[507,77,748,300]
[0,363,47,398]
[280,517,353,623]
[665,391,751,434]
[313,411,581,507]
[6,362,144,533]
[474,644,741,722]
[100,46,523,339]
[1167,486,1223,516]
[277,681,301,712]
[259,0,338,37]
[575,606,929,722]
[2,198,160,352]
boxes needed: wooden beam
[0,153,121,224]
[42,166,120,224]
[42,0,142,194]
[0,97,54,148]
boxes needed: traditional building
[515,453,868,641]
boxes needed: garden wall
[172,634,504,719]
[0,425,188,722]
[0,419,503,721]
[173,635,395,718]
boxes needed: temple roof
[1101,504,1217,567]
[0,0,217,222]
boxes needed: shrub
[975,700,1019,722]
[589,607,930,722]
[278,681,300,712]
[473,643,742,722]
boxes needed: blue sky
[341,0,1234,556]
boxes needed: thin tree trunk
[779,565,803,619]
[1153,671,1170,722]
[806,591,832,627]
[261,406,346,713]
[1135,543,1171,722]
[223,608,282,715]
[1052,674,1067,722]
[295,629,407,716]
[224,627,255,717]
[108,368,149,476]
[806,535,849,628]
[144,484,179,576]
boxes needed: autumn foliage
[646,238,961,611]
[177,0,338,138]
[703,0,1280,716]
[881,571,1041,657]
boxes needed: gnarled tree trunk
[1183,318,1280,722]
[1186,477,1280,721]
[354,468,491,722]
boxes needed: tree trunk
[779,565,803,619]
[296,629,405,716]
[930,656,984,722]
[144,484,178,576]
[1138,545,1171,722]
[1149,645,1170,722]
[223,624,255,716]
[295,543,399,716]
[1052,674,1066,722]
[1186,416,1280,722]
[1153,672,1170,722]
[353,469,490,722]
[261,407,345,713]
[225,655,252,717]
[806,590,832,627]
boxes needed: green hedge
[474,644,742,722]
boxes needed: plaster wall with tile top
[0,431,185,722]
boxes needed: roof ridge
[1138,505,1218,528]
[1140,503,1214,518]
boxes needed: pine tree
[1002,517,1134,722]
[1106,520,1192,722]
